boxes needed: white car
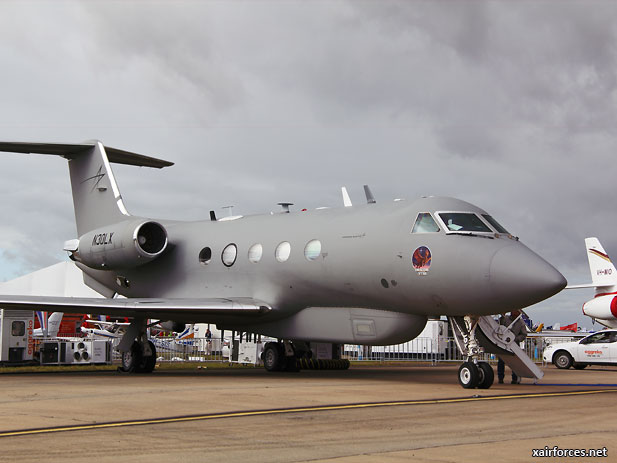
[543,329,617,369]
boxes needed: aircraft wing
[0,295,271,318]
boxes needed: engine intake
[71,220,168,270]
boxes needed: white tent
[0,261,102,298]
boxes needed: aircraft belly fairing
[230,306,428,345]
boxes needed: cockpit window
[438,213,492,233]
[412,213,440,233]
[482,214,509,234]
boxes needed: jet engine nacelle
[71,220,168,270]
[582,294,617,321]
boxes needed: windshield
[412,213,440,233]
[438,213,492,233]
[482,215,509,234]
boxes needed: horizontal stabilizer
[0,141,173,168]
[566,283,610,289]
[0,295,271,319]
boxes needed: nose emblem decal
[412,246,432,275]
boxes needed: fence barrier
[105,334,581,366]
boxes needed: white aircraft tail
[35,312,64,338]
[176,324,195,341]
[47,312,64,338]
[585,237,617,291]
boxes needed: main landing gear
[118,319,157,373]
[121,340,157,373]
[450,316,494,389]
[262,341,350,372]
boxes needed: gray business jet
[0,141,566,387]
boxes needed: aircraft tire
[553,351,573,369]
[458,362,479,389]
[263,342,284,372]
[138,341,157,373]
[476,362,494,389]
[121,341,142,373]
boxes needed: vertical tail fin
[46,312,64,338]
[585,237,617,290]
[176,324,195,341]
[68,142,131,235]
[0,141,173,235]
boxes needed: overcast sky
[0,0,615,329]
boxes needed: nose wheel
[458,362,479,388]
[457,361,494,389]
[450,316,495,389]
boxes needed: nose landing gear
[450,316,495,389]
[457,360,494,389]
[450,314,543,389]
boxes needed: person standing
[497,309,528,384]
[205,328,212,355]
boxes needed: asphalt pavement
[0,363,615,462]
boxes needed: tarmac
[0,362,616,463]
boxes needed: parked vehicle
[543,330,617,369]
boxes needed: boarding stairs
[449,315,544,381]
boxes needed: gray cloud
[0,1,615,327]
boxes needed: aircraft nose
[489,244,567,308]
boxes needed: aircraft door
[0,310,34,363]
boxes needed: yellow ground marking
[1,389,615,438]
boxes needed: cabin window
[198,247,212,265]
[482,214,509,234]
[438,213,492,233]
[411,213,440,233]
[275,241,291,262]
[221,244,238,267]
[304,240,322,261]
[248,243,263,263]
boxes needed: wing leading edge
[0,295,271,319]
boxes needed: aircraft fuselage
[79,195,565,344]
